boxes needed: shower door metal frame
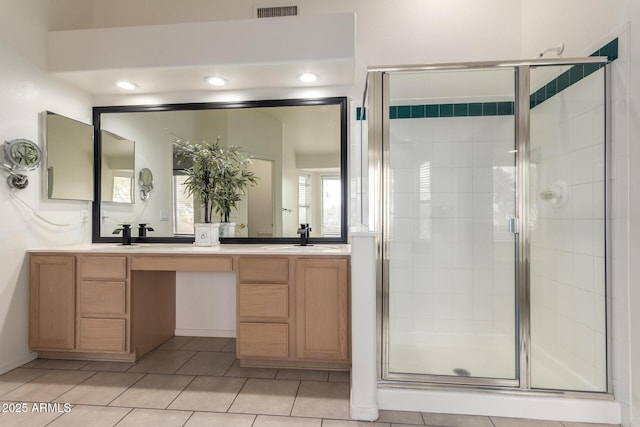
[370,56,613,396]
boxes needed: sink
[105,243,152,248]
[261,244,341,252]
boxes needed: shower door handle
[508,217,519,234]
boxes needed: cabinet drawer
[79,281,126,315]
[131,255,232,272]
[79,256,127,280]
[237,323,288,359]
[239,284,288,319]
[79,318,126,353]
[238,258,288,283]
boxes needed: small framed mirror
[45,111,94,201]
[100,130,135,204]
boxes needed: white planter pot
[219,222,236,238]
[194,223,220,246]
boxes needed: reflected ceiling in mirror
[92,97,347,244]
[45,111,94,201]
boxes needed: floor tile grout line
[0,367,52,398]
[110,406,134,427]
[164,374,198,411]
[41,403,69,427]
[51,369,102,404]
[47,369,100,404]
[171,349,199,375]
[290,379,303,416]
[220,354,237,377]
[180,410,196,427]
[176,336,195,351]
[225,376,249,413]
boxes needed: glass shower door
[528,63,607,392]
[385,68,518,382]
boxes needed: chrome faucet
[112,224,132,245]
[138,223,154,238]
[297,223,312,246]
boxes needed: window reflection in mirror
[45,111,94,201]
[101,130,135,204]
[93,98,347,244]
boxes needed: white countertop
[28,243,351,256]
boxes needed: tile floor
[0,337,621,427]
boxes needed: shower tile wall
[529,68,606,391]
[388,114,516,378]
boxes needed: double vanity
[28,244,351,371]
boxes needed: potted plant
[174,136,257,245]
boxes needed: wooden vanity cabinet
[76,255,129,353]
[236,255,350,369]
[30,254,132,358]
[30,250,350,368]
[236,257,291,360]
[295,258,349,362]
[29,255,76,351]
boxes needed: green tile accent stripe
[530,37,617,109]
[358,101,514,121]
[356,38,618,121]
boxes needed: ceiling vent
[256,5,298,18]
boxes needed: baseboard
[0,351,38,375]
[174,328,236,338]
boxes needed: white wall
[0,0,49,69]
[0,24,93,374]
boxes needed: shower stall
[366,56,611,394]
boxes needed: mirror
[45,111,94,201]
[3,139,42,170]
[100,130,135,204]
[92,97,347,244]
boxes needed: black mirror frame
[91,97,349,245]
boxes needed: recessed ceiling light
[298,72,319,83]
[205,76,227,87]
[116,81,138,90]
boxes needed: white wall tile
[453,168,473,192]
[573,253,595,293]
[453,143,473,167]
[433,142,453,167]
[472,167,493,193]
[472,141,493,167]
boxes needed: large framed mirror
[45,111,94,201]
[92,97,348,244]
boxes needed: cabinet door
[295,258,349,361]
[30,255,75,350]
